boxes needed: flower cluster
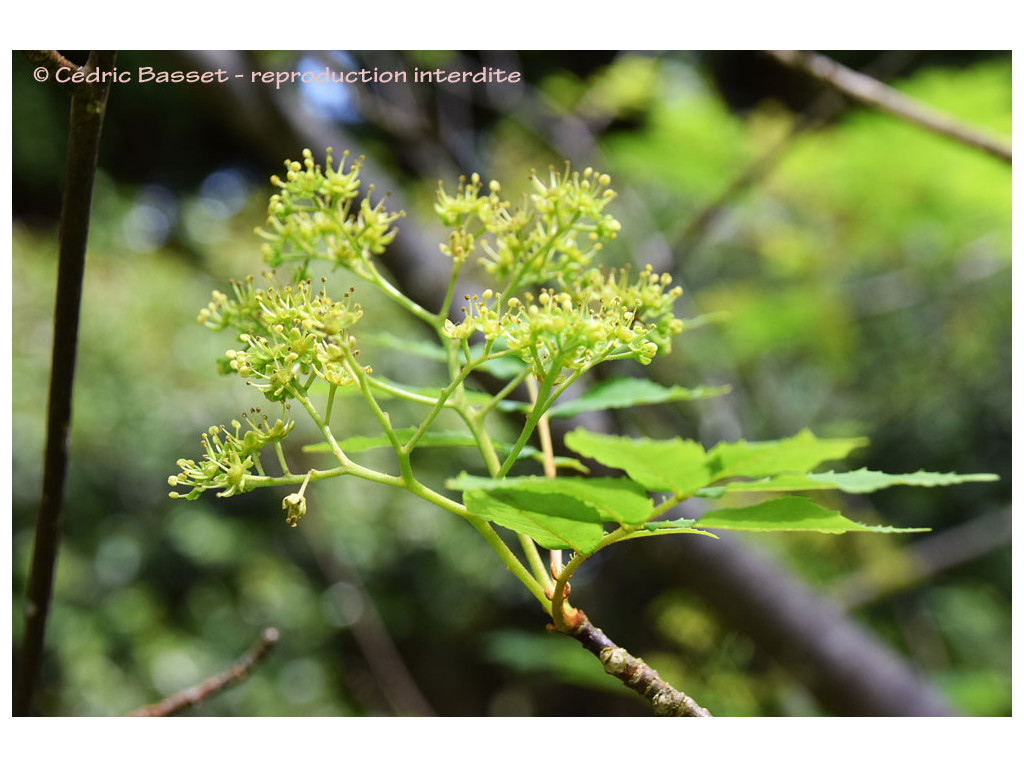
[437,163,685,381]
[444,263,682,379]
[168,407,295,499]
[256,148,403,275]
[217,277,367,400]
[577,265,685,354]
[197,275,263,332]
[434,164,621,287]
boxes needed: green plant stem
[342,350,404,456]
[454,403,550,589]
[289,388,353,469]
[400,354,483,454]
[361,255,438,328]
[476,363,532,417]
[403,477,549,609]
[366,376,452,407]
[324,383,338,425]
[436,259,463,322]
[550,525,641,631]
[457,406,501,475]
[274,438,290,475]
[497,373,557,478]
[527,376,562,577]
[298,347,551,609]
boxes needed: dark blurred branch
[566,615,712,716]
[14,50,117,717]
[127,628,280,716]
[766,50,1011,164]
[651,531,959,716]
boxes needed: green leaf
[705,430,868,481]
[450,474,657,552]
[717,468,1000,495]
[565,428,711,495]
[695,496,929,534]
[545,378,729,418]
[449,474,654,526]
[460,488,606,552]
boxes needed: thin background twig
[765,50,1011,164]
[126,628,280,716]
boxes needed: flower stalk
[171,148,699,715]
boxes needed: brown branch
[23,50,81,94]
[766,50,1011,164]
[127,628,280,716]
[565,615,712,717]
[13,50,117,717]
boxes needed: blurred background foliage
[11,50,1010,716]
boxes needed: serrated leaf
[449,474,653,526]
[565,428,711,495]
[695,496,929,534]
[706,430,868,481]
[461,488,606,552]
[544,378,730,418]
[717,468,1000,495]
[806,468,998,493]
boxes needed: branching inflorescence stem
[171,149,713,715]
